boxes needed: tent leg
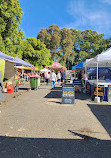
[97,62,98,98]
[94,61,100,103]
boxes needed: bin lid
[30,74,40,78]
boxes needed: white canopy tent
[84,47,111,67]
[40,68,50,73]
[84,47,111,99]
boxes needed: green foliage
[72,29,110,63]
[37,25,110,68]
[0,1,110,70]
[0,0,22,39]
[60,28,75,69]
[22,38,53,68]
[38,24,61,59]
[0,35,5,52]
[0,0,25,58]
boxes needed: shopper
[50,70,56,89]
[82,71,88,85]
[57,71,61,85]
[45,72,50,85]
[61,70,66,84]
[78,71,82,80]
[0,72,5,104]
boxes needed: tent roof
[14,66,25,69]
[40,68,50,72]
[84,47,111,67]
[0,52,32,67]
[23,67,38,71]
[14,65,38,71]
[72,62,83,70]
[0,51,15,62]
[46,62,63,69]
[49,62,63,67]
[14,57,32,67]
[75,62,83,68]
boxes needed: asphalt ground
[0,83,111,158]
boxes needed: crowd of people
[40,70,66,89]
[39,69,89,89]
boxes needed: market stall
[86,80,110,102]
[84,47,111,102]
[46,61,64,70]
[0,51,15,85]
[72,62,84,91]
[0,52,34,92]
[14,65,38,81]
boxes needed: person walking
[57,71,61,85]
[50,70,56,89]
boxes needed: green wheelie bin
[30,76,37,90]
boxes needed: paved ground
[0,83,111,158]
[4,82,30,103]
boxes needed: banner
[0,59,5,80]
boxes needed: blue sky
[19,0,111,39]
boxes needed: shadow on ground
[18,87,30,91]
[88,104,111,137]
[0,133,111,158]
[45,87,62,99]
[75,91,91,100]
[45,86,91,101]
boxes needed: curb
[13,89,30,98]
[0,90,30,107]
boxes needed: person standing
[82,71,88,85]
[50,70,56,89]
[61,70,66,84]
[0,72,5,104]
[57,71,61,85]
[45,72,50,85]
[78,71,82,80]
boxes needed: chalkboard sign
[73,79,82,87]
[62,84,75,104]
[107,85,111,102]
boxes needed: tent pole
[97,61,98,97]
[85,66,87,90]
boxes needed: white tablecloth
[88,80,111,87]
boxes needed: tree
[0,0,22,40]
[60,28,75,69]
[37,24,61,59]
[38,26,110,68]
[22,37,53,69]
[0,0,25,58]
[0,35,5,52]
[70,29,110,65]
